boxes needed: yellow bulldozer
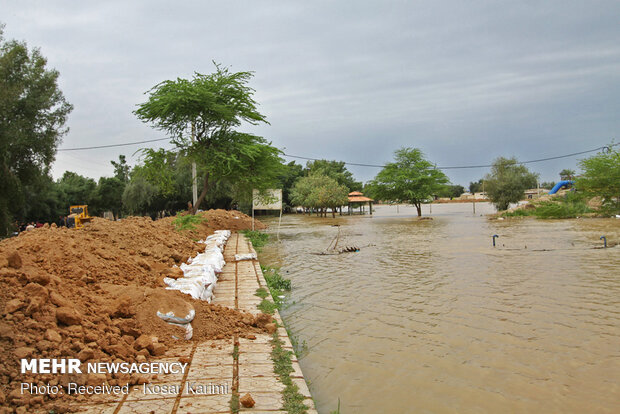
[66,205,93,229]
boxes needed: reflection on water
[260,203,620,414]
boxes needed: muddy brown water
[260,203,620,414]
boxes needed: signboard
[252,189,282,210]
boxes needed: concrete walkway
[74,233,317,414]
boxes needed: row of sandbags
[163,230,231,303]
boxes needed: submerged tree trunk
[191,171,210,214]
[414,201,422,217]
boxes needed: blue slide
[549,180,574,195]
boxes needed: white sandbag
[235,252,257,261]
[164,229,230,302]
[165,321,194,340]
[156,309,195,324]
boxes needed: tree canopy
[0,27,72,236]
[366,147,448,216]
[134,64,282,213]
[290,174,349,217]
[576,146,620,214]
[484,157,538,211]
[305,160,362,191]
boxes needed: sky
[2,0,620,186]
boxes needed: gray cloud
[3,0,619,185]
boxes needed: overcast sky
[3,1,620,186]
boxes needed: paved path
[74,233,317,414]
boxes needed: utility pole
[191,122,197,208]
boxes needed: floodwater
[260,203,620,413]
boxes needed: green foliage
[484,157,538,211]
[111,155,130,182]
[256,266,292,312]
[502,193,592,219]
[469,179,484,193]
[291,174,349,217]
[270,326,309,414]
[93,176,124,218]
[172,212,206,231]
[240,230,269,252]
[305,159,361,191]
[366,147,448,216]
[258,298,278,314]
[122,176,158,215]
[0,26,73,236]
[263,266,292,291]
[55,171,97,207]
[559,168,576,181]
[533,199,591,219]
[255,287,269,299]
[576,146,620,214]
[437,184,465,198]
[134,63,283,213]
[278,161,305,210]
[540,181,556,190]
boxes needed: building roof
[348,191,363,196]
[348,195,374,202]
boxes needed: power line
[57,137,170,151]
[283,143,618,170]
[56,135,617,171]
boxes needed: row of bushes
[503,193,593,219]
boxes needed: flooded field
[260,203,620,413]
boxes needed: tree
[122,176,158,215]
[305,160,362,191]
[484,157,538,210]
[134,64,282,214]
[469,179,484,194]
[0,26,72,236]
[540,181,556,190]
[55,171,97,207]
[277,161,304,211]
[366,148,448,216]
[576,146,620,213]
[290,174,348,217]
[111,155,130,182]
[559,169,576,181]
[94,177,124,219]
[437,184,465,199]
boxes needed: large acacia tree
[367,148,448,216]
[484,157,538,211]
[0,27,73,236]
[134,64,282,213]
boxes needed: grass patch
[173,212,206,231]
[271,322,309,414]
[263,265,292,291]
[502,194,592,219]
[286,326,309,358]
[240,230,270,252]
[255,287,269,299]
[258,266,292,311]
[258,298,278,314]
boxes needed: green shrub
[173,212,206,231]
[240,230,269,251]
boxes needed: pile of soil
[0,210,267,412]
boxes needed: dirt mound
[0,209,266,412]
[193,209,267,233]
